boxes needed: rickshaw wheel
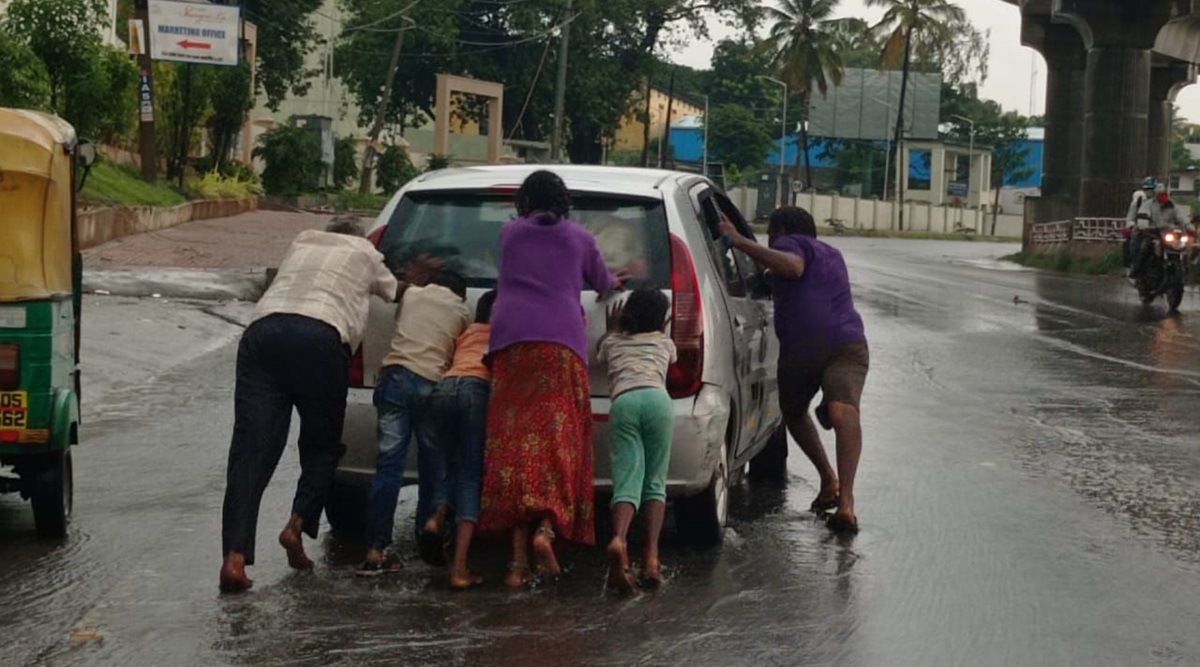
[32,450,72,539]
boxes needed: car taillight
[0,343,18,390]
[667,234,703,398]
[348,345,365,387]
[367,225,386,248]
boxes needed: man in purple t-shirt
[719,206,867,534]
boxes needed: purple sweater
[489,212,618,365]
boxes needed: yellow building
[612,85,705,151]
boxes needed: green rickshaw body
[0,107,85,538]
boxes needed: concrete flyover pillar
[1148,60,1196,185]
[1023,19,1086,223]
[1053,0,1176,217]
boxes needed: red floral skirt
[479,342,595,545]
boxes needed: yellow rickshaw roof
[0,108,77,179]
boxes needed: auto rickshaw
[0,108,95,538]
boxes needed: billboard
[807,69,942,141]
[148,0,240,66]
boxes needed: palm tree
[866,0,965,226]
[759,0,846,190]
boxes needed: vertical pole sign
[133,1,158,183]
[141,0,241,183]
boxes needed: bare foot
[504,563,533,588]
[606,538,635,594]
[219,552,253,593]
[532,526,561,577]
[279,523,314,570]
[827,509,859,535]
[449,569,484,590]
[639,554,664,590]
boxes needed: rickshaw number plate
[0,307,26,329]
[0,391,27,429]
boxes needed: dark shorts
[778,343,869,428]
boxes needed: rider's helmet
[1142,176,1157,190]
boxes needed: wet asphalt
[2,238,1199,666]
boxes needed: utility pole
[359,2,416,194]
[550,0,573,162]
[134,0,158,183]
[661,68,676,169]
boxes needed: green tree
[334,136,359,189]
[709,103,772,171]
[206,62,255,174]
[0,30,51,110]
[375,144,419,192]
[253,125,322,196]
[241,0,325,110]
[2,0,107,109]
[63,46,139,143]
[760,0,845,189]
[980,111,1033,235]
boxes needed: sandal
[532,525,562,578]
[810,491,840,513]
[826,513,859,535]
[355,553,403,577]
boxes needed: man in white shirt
[220,217,437,593]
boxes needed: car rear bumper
[335,383,731,498]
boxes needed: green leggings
[609,387,673,509]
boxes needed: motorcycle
[1131,226,1193,312]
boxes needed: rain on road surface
[2,239,1199,666]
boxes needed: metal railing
[1030,217,1124,244]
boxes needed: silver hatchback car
[325,165,786,544]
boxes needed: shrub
[334,135,359,189]
[375,144,419,193]
[425,153,453,172]
[191,170,263,200]
[253,125,321,196]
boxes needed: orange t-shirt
[444,323,490,381]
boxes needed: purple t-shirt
[488,212,618,365]
[770,233,866,358]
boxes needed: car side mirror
[75,140,97,192]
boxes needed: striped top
[598,332,677,399]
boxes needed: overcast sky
[668,0,1200,124]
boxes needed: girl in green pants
[598,289,676,593]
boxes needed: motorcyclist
[1128,187,1190,279]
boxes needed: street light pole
[550,0,574,163]
[951,114,976,206]
[760,75,787,206]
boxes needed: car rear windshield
[378,191,671,289]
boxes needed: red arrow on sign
[178,40,211,50]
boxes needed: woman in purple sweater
[479,170,622,587]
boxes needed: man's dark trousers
[222,313,350,563]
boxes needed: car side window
[689,189,746,297]
[713,192,770,300]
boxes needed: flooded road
[3,239,1199,666]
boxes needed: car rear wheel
[31,450,72,539]
[748,423,788,482]
[675,442,728,545]
[324,478,368,539]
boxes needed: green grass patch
[81,158,188,208]
[1002,251,1126,276]
[328,190,392,213]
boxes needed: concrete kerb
[83,267,269,301]
[78,197,260,250]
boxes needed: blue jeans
[366,365,434,550]
[425,376,489,523]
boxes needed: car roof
[403,164,700,198]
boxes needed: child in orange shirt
[424,290,497,589]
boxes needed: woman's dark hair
[620,288,670,335]
[475,289,497,324]
[516,170,571,219]
[767,206,818,238]
[430,269,467,300]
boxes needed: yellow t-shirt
[381,284,471,381]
